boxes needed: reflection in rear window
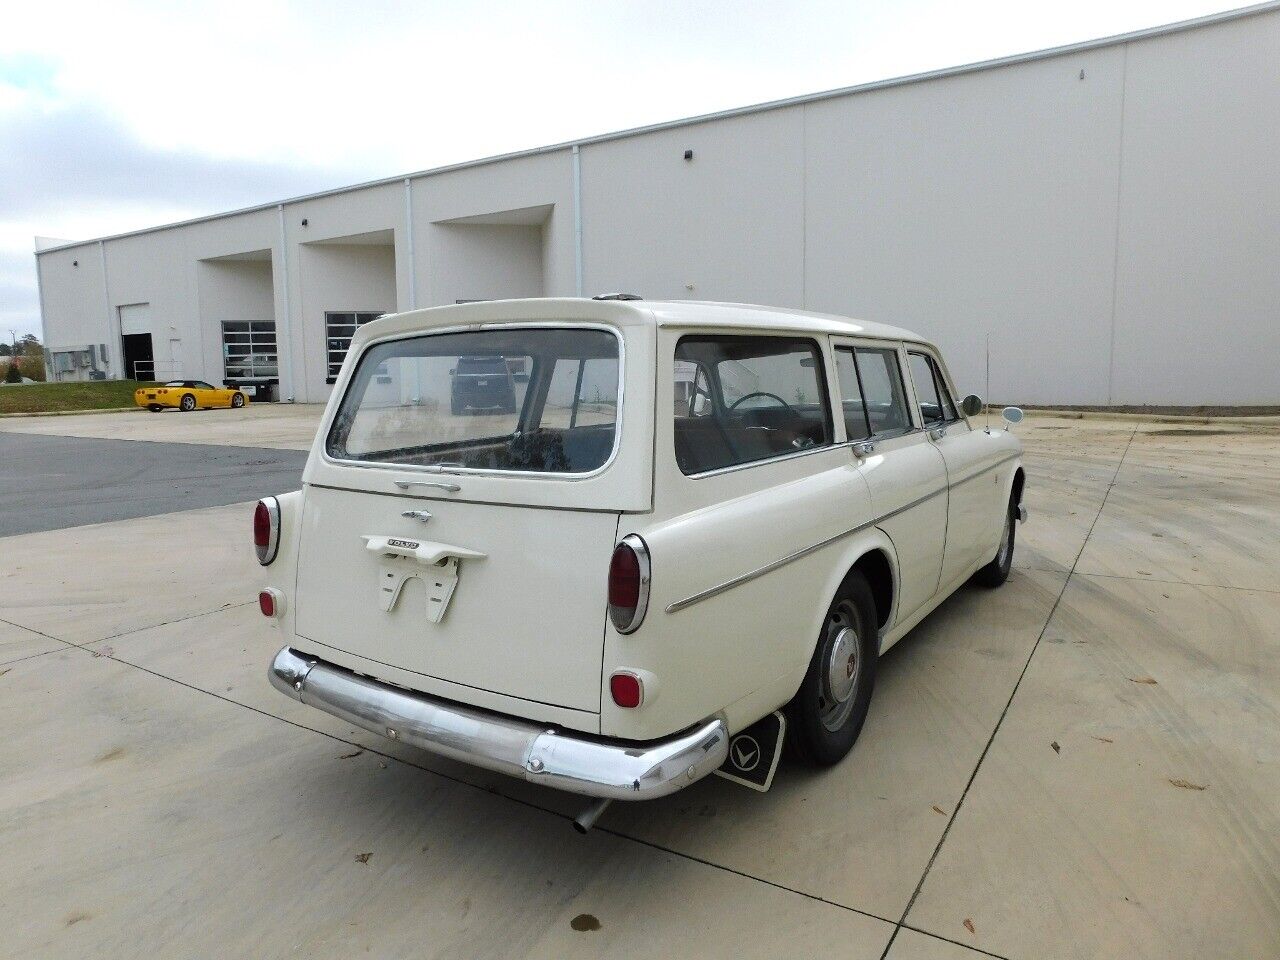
[327,328,620,475]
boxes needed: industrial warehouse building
[33,4,1280,408]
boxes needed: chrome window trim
[906,347,964,428]
[683,440,843,479]
[675,332,836,480]
[320,322,626,482]
[666,452,1021,613]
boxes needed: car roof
[353,298,931,350]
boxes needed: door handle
[394,479,461,493]
[851,440,876,458]
[929,426,947,441]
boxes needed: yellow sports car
[135,380,249,412]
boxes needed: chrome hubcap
[818,600,861,731]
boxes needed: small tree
[4,363,22,383]
[16,356,46,382]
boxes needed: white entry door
[168,339,183,379]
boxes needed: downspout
[404,177,421,403]
[276,204,296,402]
[572,144,583,297]
[98,240,113,378]
[403,178,417,310]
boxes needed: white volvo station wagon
[259,297,1025,831]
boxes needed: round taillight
[609,672,643,708]
[254,498,280,565]
[607,535,650,634]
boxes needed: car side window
[833,348,871,440]
[908,352,957,425]
[852,347,913,438]
[673,335,833,475]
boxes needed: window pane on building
[222,321,278,380]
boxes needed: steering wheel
[728,391,795,413]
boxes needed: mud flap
[713,711,786,792]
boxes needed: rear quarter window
[673,335,833,475]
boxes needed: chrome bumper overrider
[269,647,728,800]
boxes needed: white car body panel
[270,297,1024,749]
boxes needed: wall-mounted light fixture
[301,218,309,227]
[683,149,694,161]
[72,260,79,267]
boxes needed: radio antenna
[985,333,991,433]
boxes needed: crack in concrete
[878,428,1138,960]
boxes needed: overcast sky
[0,0,1244,339]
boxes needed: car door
[832,339,948,624]
[191,381,217,407]
[906,349,997,587]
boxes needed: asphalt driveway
[0,431,306,536]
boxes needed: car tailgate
[294,485,620,713]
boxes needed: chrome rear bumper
[269,647,728,800]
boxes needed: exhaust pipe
[572,797,612,834]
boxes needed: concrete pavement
[1,412,1276,959]
[0,403,322,450]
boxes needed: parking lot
[1,406,1276,959]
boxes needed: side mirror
[959,394,984,418]
[1002,406,1024,427]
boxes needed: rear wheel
[973,497,1017,587]
[179,393,196,412]
[785,572,878,766]
[230,392,246,408]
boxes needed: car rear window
[327,327,620,475]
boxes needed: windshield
[327,327,620,474]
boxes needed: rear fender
[260,488,304,637]
[801,528,900,673]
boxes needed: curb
[1019,408,1280,426]
[0,406,138,419]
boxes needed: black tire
[147,404,164,413]
[973,497,1017,588]
[179,393,197,412]
[785,571,879,766]
[230,392,246,408]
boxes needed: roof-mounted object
[592,293,643,301]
